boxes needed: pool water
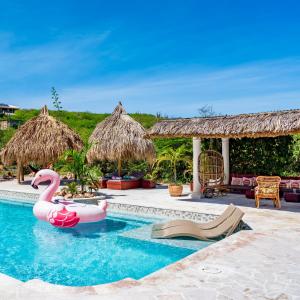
[0,200,199,286]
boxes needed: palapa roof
[1,106,83,165]
[147,109,300,139]
[87,102,155,163]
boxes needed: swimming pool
[0,199,210,286]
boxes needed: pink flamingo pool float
[31,169,108,228]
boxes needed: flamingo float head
[31,169,60,190]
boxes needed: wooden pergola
[147,109,300,198]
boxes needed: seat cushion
[231,177,243,186]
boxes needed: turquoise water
[0,200,197,286]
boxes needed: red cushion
[280,180,291,189]
[290,180,300,189]
[242,177,253,186]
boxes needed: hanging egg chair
[198,150,224,198]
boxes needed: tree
[59,148,102,193]
[155,145,190,183]
[198,105,216,117]
[51,87,62,111]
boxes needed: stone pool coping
[0,189,300,299]
[0,189,219,223]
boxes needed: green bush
[230,136,294,175]
[0,128,16,149]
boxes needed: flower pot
[99,178,108,189]
[168,184,183,197]
[142,179,156,189]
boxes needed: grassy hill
[10,109,160,144]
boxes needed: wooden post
[17,162,21,184]
[20,164,24,182]
[117,158,122,177]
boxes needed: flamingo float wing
[47,207,80,228]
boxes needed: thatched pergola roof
[87,102,155,166]
[146,109,300,139]
[1,106,83,166]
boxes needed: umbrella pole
[21,165,24,182]
[118,159,122,177]
[17,163,20,184]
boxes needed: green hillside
[10,109,159,144]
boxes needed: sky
[0,0,300,117]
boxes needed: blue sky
[1,0,300,116]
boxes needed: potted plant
[142,173,156,188]
[59,148,102,195]
[61,182,79,198]
[141,163,157,188]
[87,166,103,192]
[168,179,184,197]
[156,145,189,197]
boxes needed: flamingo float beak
[31,183,38,189]
[31,177,39,189]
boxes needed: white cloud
[59,58,300,116]
[0,31,111,82]
[3,55,300,117]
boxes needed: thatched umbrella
[1,106,83,182]
[87,102,155,176]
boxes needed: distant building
[0,103,20,130]
[0,103,19,116]
[0,119,21,130]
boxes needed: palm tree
[156,145,190,184]
[60,148,102,193]
[62,149,86,181]
[183,157,193,182]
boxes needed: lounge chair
[255,176,281,209]
[151,207,244,240]
[152,204,236,232]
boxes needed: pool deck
[0,179,300,299]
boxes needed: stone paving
[0,179,300,299]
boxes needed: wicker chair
[255,176,281,209]
[199,150,224,197]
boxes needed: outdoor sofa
[228,173,300,197]
[99,172,148,190]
